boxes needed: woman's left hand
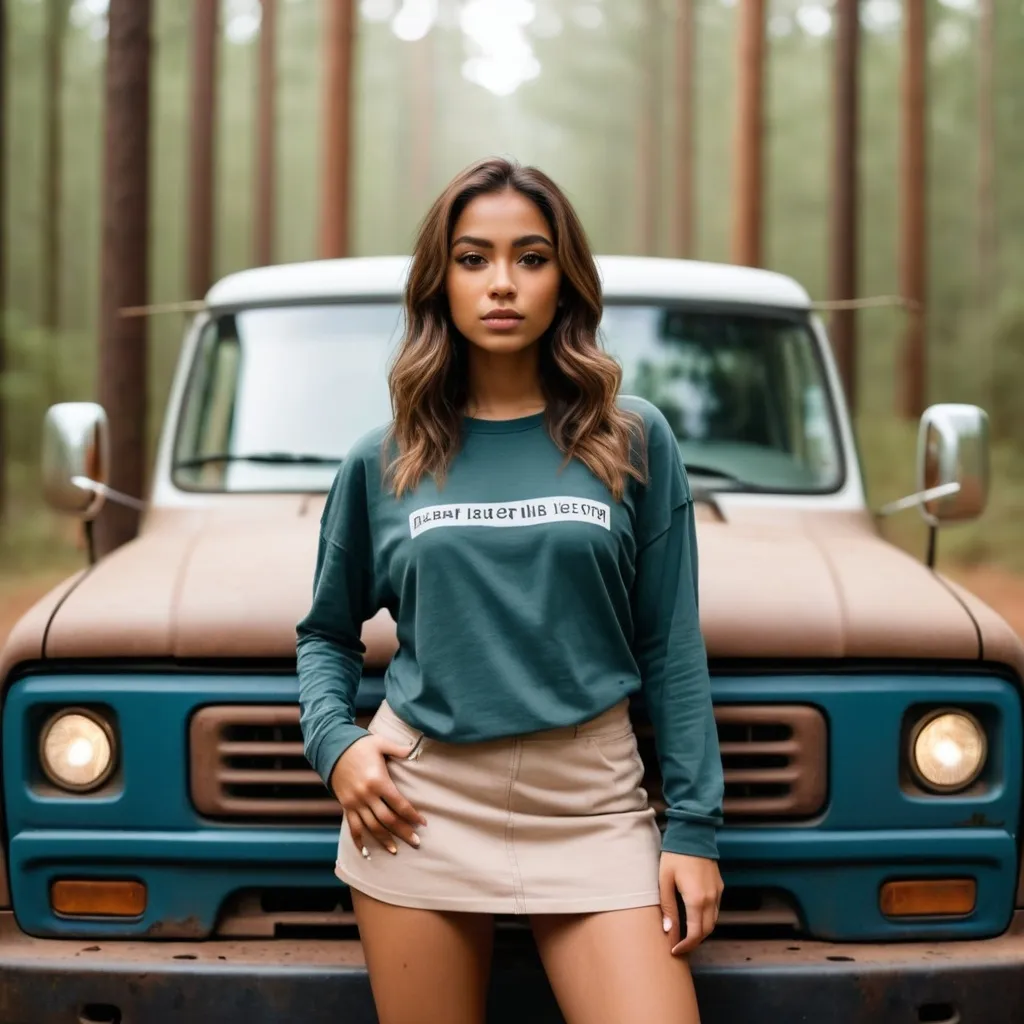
[659,852,724,955]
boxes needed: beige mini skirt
[335,697,662,915]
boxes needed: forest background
[2,0,1023,618]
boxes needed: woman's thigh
[530,905,701,1024]
[351,888,495,1024]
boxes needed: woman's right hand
[329,735,428,856]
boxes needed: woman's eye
[455,252,547,268]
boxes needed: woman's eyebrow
[451,235,493,248]
[513,234,553,248]
[451,234,554,249]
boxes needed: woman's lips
[481,315,524,331]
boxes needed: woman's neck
[464,346,545,420]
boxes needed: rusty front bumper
[1,911,1023,1023]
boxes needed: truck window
[600,305,843,492]
[172,301,843,494]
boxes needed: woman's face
[445,188,562,356]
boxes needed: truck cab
[1,255,1022,1024]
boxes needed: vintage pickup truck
[1,254,1022,1023]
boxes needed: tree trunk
[731,0,765,267]
[634,0,663,255]
[93,0,152,557]
[42,0,69,401]
[254,0,276,267]
[975,0,996,310]
[188,0,218,297]
[898,0,926,419]
[408,28,434,226]
[0,0,6,525]
[829,0,860,414]
[320,0,355,258]
[672,0,695,258]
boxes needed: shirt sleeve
[631,412,725,859]
[295,455,377,788]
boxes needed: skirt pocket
[575,700,645,780]
[585,727,646,781]
[367,700,430,761]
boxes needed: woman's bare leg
[530,906,701,1024]
[351,888,495,1024]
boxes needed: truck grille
[214,885,801,939]
[190,703,827,822]
[636,704,827,821]
[190,706,349,820]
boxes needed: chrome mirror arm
[70,476,147,513]
[875,482,961,519]
[875,481,963,570]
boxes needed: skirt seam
[504,738,526,914]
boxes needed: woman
[296,157,724,1024]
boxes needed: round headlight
[911,710,987,792]
[39,710,115,791]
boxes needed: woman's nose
[488,264,517,297]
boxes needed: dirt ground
[0,570,77,647]
[1,564,1024,650]
[944,566,1024,639]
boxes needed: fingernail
[361,846,370,860]
[411,834,421,847]
[388,845,397,855]
[663,916,672,933]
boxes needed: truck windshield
[172,302,843,494]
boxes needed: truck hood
[22,501,1003,671]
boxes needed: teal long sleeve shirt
[295,396,724,858]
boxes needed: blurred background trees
[1,0,1023,571]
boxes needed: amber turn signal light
[880,879,976,918]
[51,879,147,918]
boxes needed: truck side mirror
[42,402,110,521]
[917,403,989,526]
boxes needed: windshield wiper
[174,452,343,469]
[684,464,772,495]
[683,464,746,485]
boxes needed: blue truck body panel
[3,670,1020,948]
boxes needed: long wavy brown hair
[383,157,647,500]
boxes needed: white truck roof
[205,255,812,311]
